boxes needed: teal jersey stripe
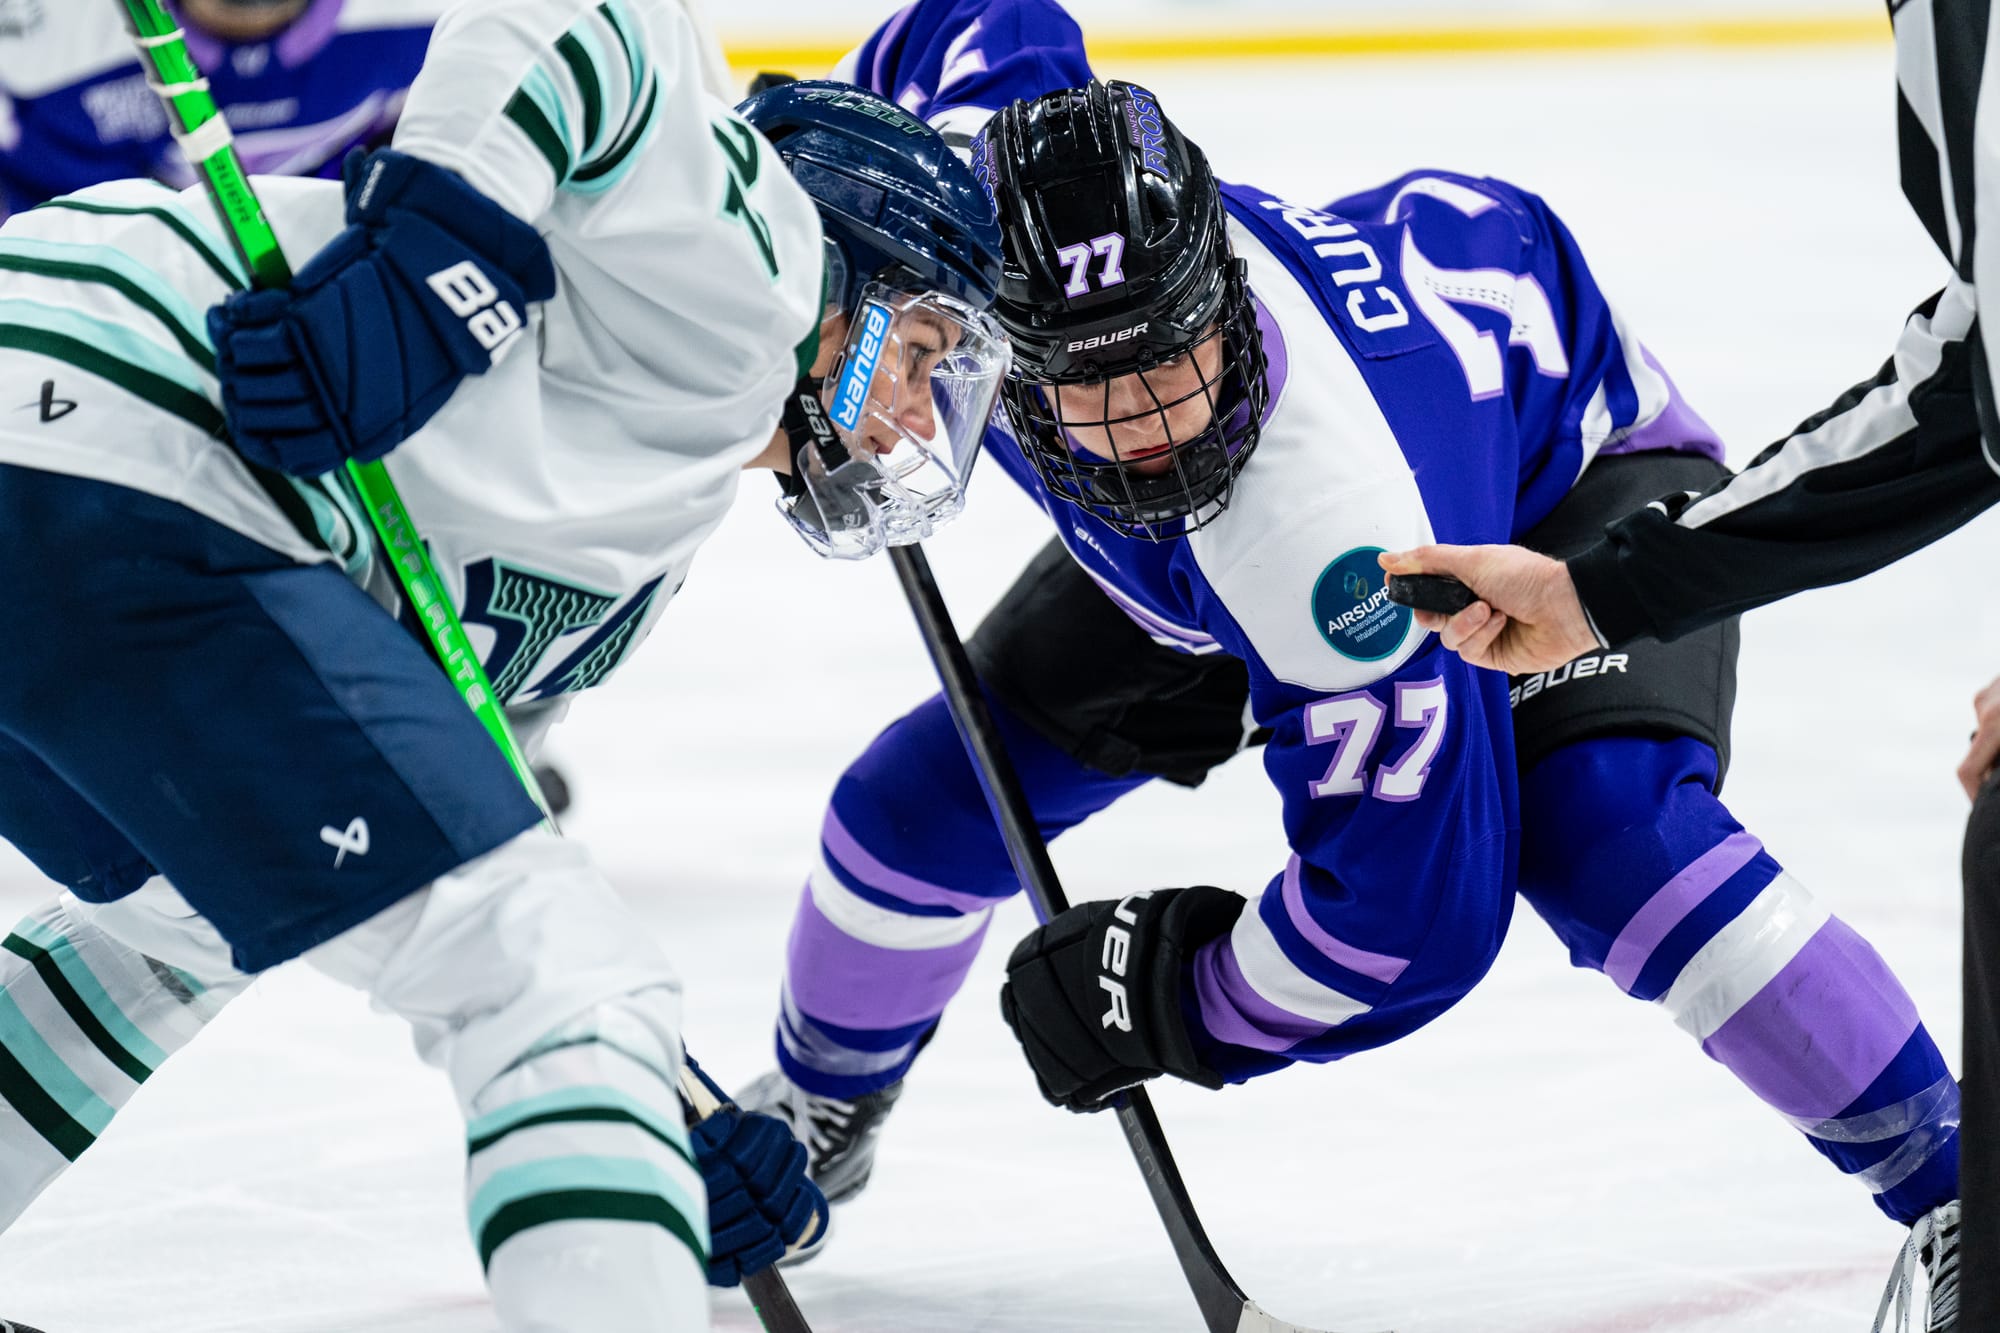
[0,1036,93,1161]
[569,76,659,193]
[0,297,212,399]
[478,1187,706,1271]
[1,935,160,1084]
[519,62,575,169]
[467,1082,691,1161]
[554,32,605,159]
[505,90,572,186]
[0,991,116,1138]
[0,327,222,437]
[32,196,247,291]
[597,0,647,104]
[0,239,217,371]
[468,1154,703,1254]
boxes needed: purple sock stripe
[784,887,990,1032]
[1700,917,1922,1122]
[1279,855,1410,985]
[1188,934,1331,1054]
[821,808,1006,916]
[1604,831,1764,993]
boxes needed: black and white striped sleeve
[1568,282,2000,644]
[1562,0,2000,646]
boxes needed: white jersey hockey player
[0,0,1009,1327]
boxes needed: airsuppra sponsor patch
[1311,546,1411,661]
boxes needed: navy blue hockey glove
[1000,886,1244,1113]
[209,148,556,477]
[691,1103,829,1286]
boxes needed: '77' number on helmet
[1058,233,1126,297]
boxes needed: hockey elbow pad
[209,149,556,477]
[999,886,1243,1113]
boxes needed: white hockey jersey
[0,0,824,708]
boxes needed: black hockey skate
[1,1321,50,1332]
[740,1070,904,1207]
[1874,1199,1960,1333]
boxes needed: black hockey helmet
[978,80,1267,540]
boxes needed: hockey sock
[0,891,245,1228]
[467,992,708,1333]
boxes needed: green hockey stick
[115,0,551,822]
[113,7,821,1330]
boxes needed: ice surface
[3,42,1992,1333]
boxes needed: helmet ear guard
[980,81,1269,540]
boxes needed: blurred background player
[735,7,1965,1329]
[0,0,1008,1328]
[0,0,446,216]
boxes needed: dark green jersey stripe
[555,33,605,156]
[794,263,827,379]
[572,76,658,185]
[506,90,572,185]
[468,1106,697,1170]
[0,325,223,437]
[596,1,644,96]
[31,199,244,293]
[478,1187,705,1270]
[1,936,153,1086]
[0,1035,94,1162]
[0,255,214,372]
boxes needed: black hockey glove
[999,886,1244,1113]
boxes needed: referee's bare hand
[1958,674,2000,800]
[1378,544,1600,675]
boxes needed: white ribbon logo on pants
[319,817,370,868]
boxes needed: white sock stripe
[807,858,991,951]
[1660,872,1830,1041]
[1228,906,1373,1028]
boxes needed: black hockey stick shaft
[890,543,1308,1333]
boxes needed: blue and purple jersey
[0,0,445,216]
[842,0,1725,1070]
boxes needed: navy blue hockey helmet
[979,81,1267,541]
[736,80,1004,315]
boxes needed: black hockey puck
[1386,573,1479,614]
[531,763,572,817]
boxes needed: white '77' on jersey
[1305,679,1449,802]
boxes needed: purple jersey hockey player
[738,1,1964,1325]
[0,0,445,216]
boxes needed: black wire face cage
[1001,264,1267,541]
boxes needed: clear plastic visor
[785,280,1013,559]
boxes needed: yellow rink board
[723,12,1888,77]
